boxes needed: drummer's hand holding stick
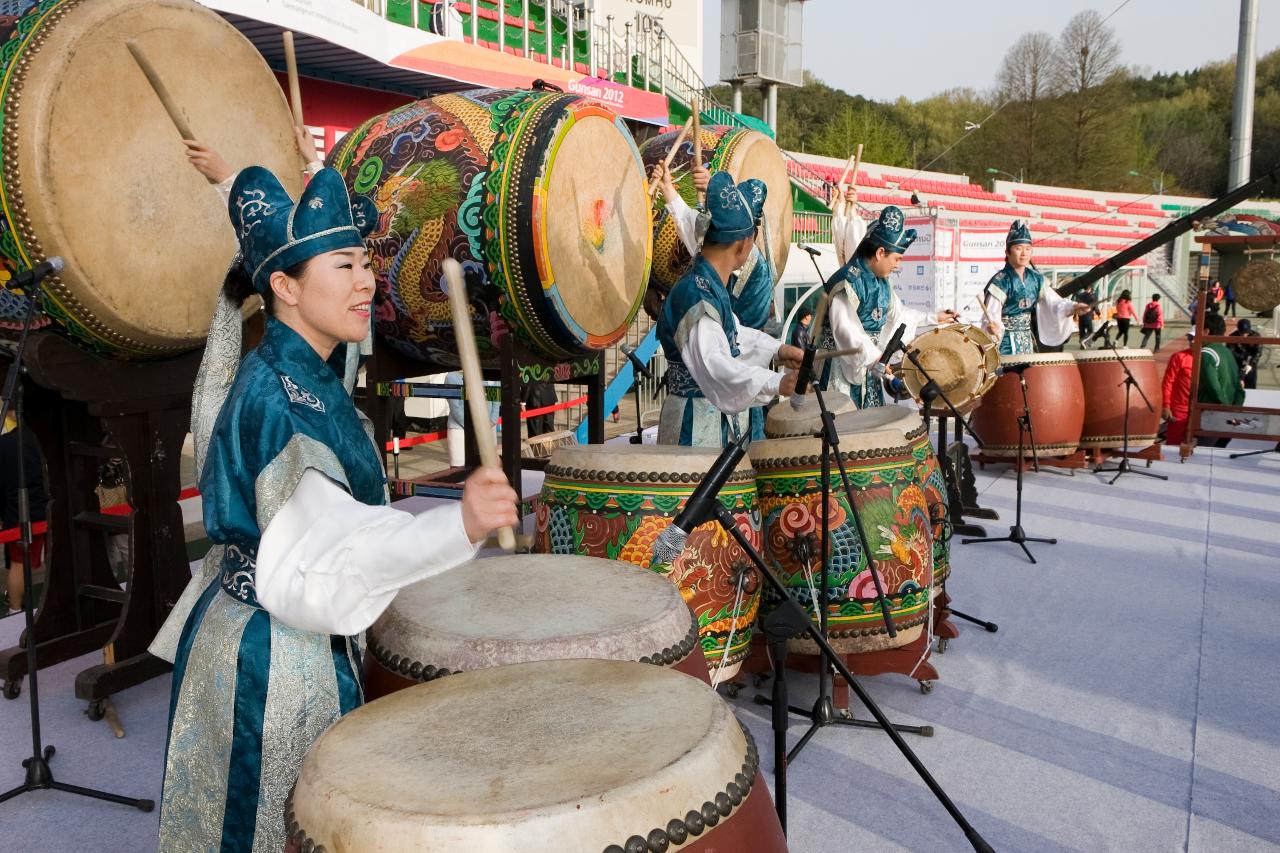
[935,309,959,324]
[183,140,234,184]
[294,125,323,176]
[776,344,805,370]
[460,466,520,546]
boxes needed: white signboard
[890,216,958,316]
[955,227,1007,325]
[592,0,703,81]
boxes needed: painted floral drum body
[535,444,761,682]
[0,0,300,355]
[329,88,651,367]
[753,419,935,654]
[364,554,708,699]
[1074,348,1160,449]
[971,352,1085,457]
[639,126,792,316]
[768,402,951,587]
[286,660,788,853]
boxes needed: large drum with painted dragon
[328,89,651,366]
[639,126,792,315]
[534,444,762,682]
[753,417,935,654]
[0,0,302,357]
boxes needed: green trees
[714,11,1277,197]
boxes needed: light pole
[1127,169,1166,195]
[985,167,1023,192]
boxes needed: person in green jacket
[1199,313,1246,408]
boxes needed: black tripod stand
[1230,443,1280,459]
[756,382,931,765]
[711,495,992,852]
[0,271,153,813]
[961,364,1057,564]
[900,347,999,636]
[1094,336,1166,483]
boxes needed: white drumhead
[548,442,755,479]
[369,555,693,674]
[764,393,858,438]
[1073,348,1153,364]
[832,406,923,437]
[290,660,755,851]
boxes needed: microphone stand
[961,365,1057,564]
[1093,335,1166,483]
[0,276,153,813]
[900,347,999,636]
[712,499,994,853]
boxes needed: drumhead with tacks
[832,405,925,439]
[288,659,773,852]
[999,352,1077,367]
[898,324,999,415]
[751,421,910,466]
[764,392,857,438]
[1072,348,1153,364]
[0,0,301,357]
[547,441,756,480]
[367,555,696,677]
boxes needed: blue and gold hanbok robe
[981,264,1077,355]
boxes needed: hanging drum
[328,89,651,366]
[0,0,302,357]
[897,323,1000,416]
[639,126,793,316]
[1231,259,1280,313]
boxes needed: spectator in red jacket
[1139,293,1164,352]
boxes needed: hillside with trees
[714,10,1279,198]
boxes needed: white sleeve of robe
[828,287,925,380]
[684,316,783,412]
[665,194,702,257]
[831,208,867,267]
[1036,283,1078,347]
[981,289,1006,346]
[883,291,927,362]
[255,469,482,636]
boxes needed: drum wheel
[84,699,105,722]
[935,637,949,654]
[918,680,934,695]
[2,679,20,700]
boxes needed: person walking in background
[1074,283,1100,347]
[791,308,813,350]
[1228,318,1262,390]
[1113,289,1136,346]
[1207,280,1224,315]
[1,409,47,615]
[1223,281,1237,317]
[1139,293,1164,352]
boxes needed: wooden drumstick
[975,295,995,328]
[125,41,195,140]
[282,32,305,128]
[648,117,693,200]
[692,99,704,208]
[443,258,517,552]
[835,144,863,215]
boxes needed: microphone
[1081,319,1111,347]
[877,323,908,366]
[797,243,821,258]
[2,257,63,290]
[621,342,654,382]
[652,432,750,565]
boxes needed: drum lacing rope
[909,554,937,681]
[710,568,749,688]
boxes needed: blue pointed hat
[1006,219,1032,247]
[229,166,379,294]
[861,205,916,255]
[704,172,766,244]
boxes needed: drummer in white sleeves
[655,172,802,447]
[831,185,867,266]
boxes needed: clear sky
[703,0,1280,101]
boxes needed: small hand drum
[897,323,999,416]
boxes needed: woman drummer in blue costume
[154,165,518,852]
[980,220,1088,354]
[818,206,957,408]
[653,162,780,439]
[656,171,802,447]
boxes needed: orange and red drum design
[753,419,935,654]
[1074,349,1161,449]
[329,88,651,368]
[535,445,761,681]
[971,353,1085,456]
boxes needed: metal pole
[767,82,778,132]
[605,15,614,77]
[522,0,530,56]
[731,81,743,114]
[498,0,506,54]
[1229,0,1258,190]
[624,21,632,86]
[546,0,554,64]
[658,30,667,95]
[587,3,596,76]
[470,0,478,44]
